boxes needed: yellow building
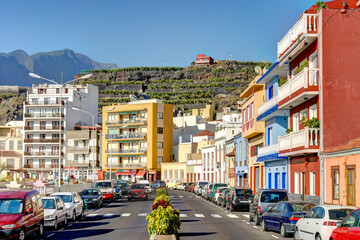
[240,79,265,193]
[102,99,173,182]
[191,105,215,121]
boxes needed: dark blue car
[261,201,315,237]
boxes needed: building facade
[234,133,248,188]
[102,99,173,182]
[195,54,214,66]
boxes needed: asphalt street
[39,190,288,240]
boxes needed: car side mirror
[336,222,342,227]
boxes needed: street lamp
[71,106,115,182]
[29,72,93,191]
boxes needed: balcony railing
[278,68,319,106]
[23,164,33,168]
[24,151,62,156]
[24,126,64,131]
[278,127,320,156]
[105,133,146,140]
[105,162,147,168]
[105,148,147,154]
[258,96,279,116]
[68,146,90,151]
[24,138,62,143]
[25,100,64,106]
[105,119,147,125]
[24,113,64,118]
[277,13,318,59]
[258,144,279,158]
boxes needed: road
[42,190,287,240]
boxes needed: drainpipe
[319,152,325,205]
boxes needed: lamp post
[71,107,114,182]
[29,72,92,191]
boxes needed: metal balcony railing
[105,162,147,168]
[105,133,146,140]
[105,119,147,125]
[105,148,147,154]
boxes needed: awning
[135,170,146,177]
[279,39,306,67]
[118,111,139,115]
[226,150,235,157]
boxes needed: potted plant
[285,127,293,134]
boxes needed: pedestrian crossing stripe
[211,214,222,218]
[179,214,188,218]
[179,196,184,198]
[138,213,148,216]
[227,214,239,218]
[86,214,98,217]
[121,213,131,217]
[194,214,205,218]
[242,214,249,218]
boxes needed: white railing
[258,96,279,116]
[278,68,319,102]
[69,146,90,151]
[277,14,318,58]
[278,127,320,152]
[258,144,279,157]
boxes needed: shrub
[152,199,172,210]
[154,194,172,205]
[146,206,181,235]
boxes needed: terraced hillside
[77,60,271,112]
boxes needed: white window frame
[309,104,318,119]
[294,172,299,194]
[310,172,316,196]
[293,113,300,132]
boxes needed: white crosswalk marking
[179,196,184,198]
[121,213,131,217]
[86,214,98,217]
[104,214,114,217]
[194,214,205,218]
[211,214,222,218]
[242,214,249,218]
[227,214,239,218]
[170,195,175,197]
[196,196,200,198]
[138,213,148,217]
[188,196,192,198]
[179,214,188,218]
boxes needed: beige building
[191,105,216,121]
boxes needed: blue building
[234,133,248,188]
[256,62,290,190]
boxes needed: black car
[218,189,230,207]
[80,188,103,208]
[117,182,130,196]
[226,188,253,212]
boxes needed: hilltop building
[195,54,214,66]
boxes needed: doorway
[346,165,356,206]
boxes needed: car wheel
[261,219,268,231]
[280,223,288,237]
[127,197,131,201]
[249,214,254,222]
[79,210,84,220]
[294,227,301,240]
[98,202,101,208]
[54,217,58,230]
[72,211,76,221]
[315,234,322,240]
[19,228,25,240]
[63,215,68,226]
[37,222,44,237]
[254,214,260,225]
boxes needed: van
[0,190,44,239]
[94,180,116,202]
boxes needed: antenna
[229,54,234,61]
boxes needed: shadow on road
[178,232,217,237]
[181,220,200,223]
[45,229,115,239]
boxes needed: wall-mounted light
[304,97,308,101]
[289,106,293,109]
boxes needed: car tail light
[217,189,220,193]
[289,214,302,221]
[207,189,209,194]
[323,221,337,226]
[257,206,261,213]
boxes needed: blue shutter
[282,172,286,189]
[268,173,272,189]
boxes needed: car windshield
[94,182,112,188]
[130,184,145,189]
[81,190,99,196]
[55,195,72,203]
[43,199,56,209]
[199,182,208,186]
[0,198,23,214]
[289,203,315,212]
[236,189,253,198]
[144,184,150,187]
[329,209,354,220]
[220,188,228,193]
[260,191,288,203]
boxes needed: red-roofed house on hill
[195,54,214,66]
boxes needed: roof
[0,190,37,198]
[226,150,235,157]
[323,137,360,153]
[0,151,21,158]
[196,54,207,58]
[306,0,360,14]
[194,130,215,137]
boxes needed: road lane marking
[180,214,188,218]
[196,196,200,198]
[94,209,101,213]
[47,233,54,238]
[138,213,148,216]
[170,195,175,197]
[68,224,72,227]
[188,196,192,198]
[253,226,258,229]
[271,235,279,239]
[227,214,239,218]
[194,214,205,218]
[246,222,250,225]
[211,214,222,218]
[179,196,184,198]
[86,214,99,217]
[104,214,114,217]
[59,228,64,231]
[242,214,249,218]
[121,213,131,217]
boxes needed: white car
[294,205,355,240]
[51,192,84,221]
[42,196,68,230]
[195,181,208,195]
[177,183,185,191]
[139,180,151,193]
[213,187,228,203]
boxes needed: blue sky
[0,0,315,67]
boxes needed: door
[273,203,285,231]
[23,196,35,233]
[300,208,317,240]
[274,173,279,189]
[255,167,260,192]
[346,166,356,206]
[265,204,279,230]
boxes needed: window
[40,134,46,139]
[17,140,22,150]
[140,112,147,119]
[9,140,14,150]
[309,104,317,119]
[157,113,163,119]
[108,114,117,122]
[129,114,136,120]
[250,143,263,157]
[174,170,178,179]
[25,198,32,214]
[310,172,316,196]
[140,142,147,149]
[128,157,135,163]
[164,170,168,179]
[300,109,308,122]
[56,88,60,94]
[269,86,274,100]
[277,203,285,213]
[157,157,163,163]
[107,156,117,163]
[342,210,360,227]
[169,170,173,179]
[180,170,184,179]
[332,167,340,200]
[140,156,147,163]
[157,142,163,149]
[293,113,299,132]
[267,127,272,145]
[294,172,299,194]
[6,159,14,168]
[40,109,46,117]
[157,128,163,134]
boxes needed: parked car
[330,208,360,240]
[194,181,208,195]
[94,180,116,202]
[226,188,253,212]
[185,182,194,192]
[128,184,148,201]
[203,183,214,200]
[294,205,355,240]
[261,201,315,237]
[42,196,68,230]
[214,187,229,204]
[118,181,130,196]
[217,188,230,207]
[0,190,44,239]
[80,189,103,208]
[152,180,166,189]
[150,182,158,190]
[249,189,288,225]
[113,180,124,199]
[188,183,195,192]
[50,192,84,221]
[209,183,228,202]
[177,183,185,191]
[167,180,182,189]
[139,180,152,193]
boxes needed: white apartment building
[23,83,98,179]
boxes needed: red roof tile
[194,130,215,137]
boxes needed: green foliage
[156,188,169,197]
[286,127,293,134]
[295,60,309,75]
[279,78,287,87]
[307,117,320,128]
[315,1,328,10]
[146,206,181,235]
[154,194,172,205]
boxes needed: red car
[128,184,148,201]
[188,183,195,192]
[330,208,360,240]
[0,190,44,240]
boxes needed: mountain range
[0,49,118,86]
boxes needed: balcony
[24,126,64,131]
[105,148,147,154]
[242,118,264,139]
[105,119,147,126]
[277,13,318,60]
[278,68,319,109]
[23,164,33,168]
[258,144,279,158]
[105,162,147,168]
[68,146,90,154]
[257,96,289,122]
[105,133,146,140]
[24,151,63,157]
[25,100,64,106]
[24,138,62,144]
[278,127,320,157]
[24,113,64,118]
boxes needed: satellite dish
[255,66,262,74]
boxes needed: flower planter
[150,234,179,240]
